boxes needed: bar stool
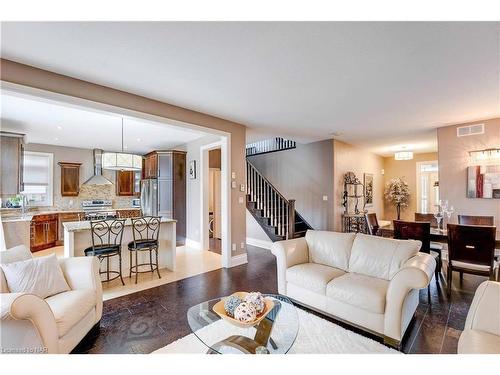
[84,219,126,285]
[128,216,162,284]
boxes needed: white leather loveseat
[458,280,500,354]
[271,230,436,348]
[0,245,103,354]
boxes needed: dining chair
[128,216,162,284]
[446,224,496,296]
[458,215,494,226]
[393,220,433,303]
[84,219,127,285]
[365,213,379,236]
[414,213,443,275]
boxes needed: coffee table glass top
[187,294,299,354]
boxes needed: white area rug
[153,308,400,354]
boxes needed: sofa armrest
[384,253,436,341]
[58,257,103,321]
[463,280,500,335]
[271,237,309,294]
[1,293,59,353]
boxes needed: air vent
[457,123,485,137]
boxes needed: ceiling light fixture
[469,148,500,164]
[394,151,413,160]
[102,118,142,171]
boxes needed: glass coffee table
[187,294,299,354]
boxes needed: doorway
[208,148,222,254]
[416,161,439,213]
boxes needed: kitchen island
[63,218,177,272]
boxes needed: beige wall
[333,140,384,231]
[1,59,247,258]
[25,143,135,210]
[383,152,438,221]
[438,118,500,225]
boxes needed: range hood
[83,149,113,185]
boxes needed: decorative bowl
[213,291,274,328]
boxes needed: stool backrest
[90,219,126,249]
[447,224,496,267]
[458,215,494,226]
[393,220,430,253]
[131,216,161,243]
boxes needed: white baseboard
[230,253,248,267]
[185,238,201,250]
[246,237,273,250]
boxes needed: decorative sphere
[224,295,243,317]
[234,302,257,323]
[245,292,265,314]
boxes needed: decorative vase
[396,203,401,220]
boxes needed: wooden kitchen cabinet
[116,209,142,218]
[143,153,158,179]
[59,162,81,196]
[30,214,58,252]
[116,170,141,196]
[0,133,24,195]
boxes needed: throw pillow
[1,254,70,298]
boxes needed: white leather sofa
[458,280,500,354]
[271,230,436,348]
[0,245,103,354]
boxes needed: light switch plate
[231,172,236,179]
[231,181,237,189]
[323,195,328,201]
[240,184,246,192]
[238,196,244,204]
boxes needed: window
[23,151,54,207]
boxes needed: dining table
[378,221,500,258]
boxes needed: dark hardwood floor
[73,245,486,354]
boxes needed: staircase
[246,160,313,241]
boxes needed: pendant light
[102,118,142,171]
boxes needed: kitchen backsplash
[54,184,135,210]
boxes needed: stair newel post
[287,199,296,240]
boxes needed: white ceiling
[0,93,208,153]
[1,22,499,156]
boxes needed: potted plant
[384,178,410,220]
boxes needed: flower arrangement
[384,177,410,220]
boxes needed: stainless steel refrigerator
[140,179,158,216]
[140,178,173,218]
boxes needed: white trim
[230,253,248,267]
[246,237,273,250]
[185,238,202,250]
[200,138,231,268]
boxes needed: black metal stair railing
[246,160,296,239]
[246,137,296,157]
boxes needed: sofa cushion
[305,231,356,271]
[0,245,33,293]
[348,234,421,280]
[326,273,389,314]
[458,330,500,354]
[286,263,345,294]
[45,289,96,337]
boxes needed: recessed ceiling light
[54,137,59,141]
[57,126,63,130]
[136,138,141,142]
[123,146,128,150]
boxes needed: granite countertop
[1,207,142,223]
[63,217,176,233]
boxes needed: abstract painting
[467,165,500,199]
[364,173,374,207]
